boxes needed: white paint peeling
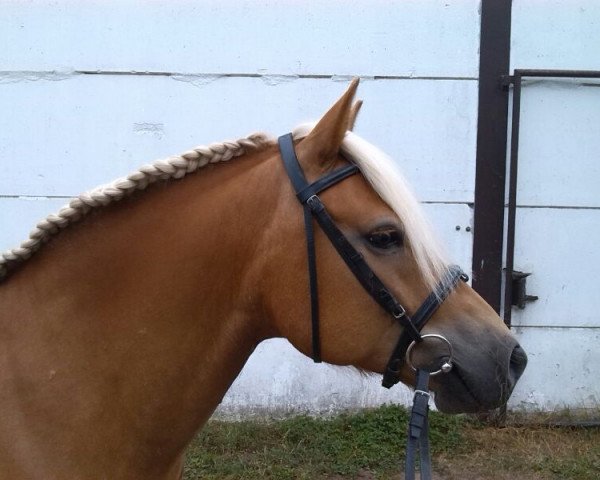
[170,74,223,88]
[260,74,299,86]
[0,70,77,84]
[332,74,375,83]
[133,123,165,139]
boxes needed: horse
[0,79,526,479]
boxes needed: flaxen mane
[0,127,447,288]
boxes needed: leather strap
[302,203,321,361]
[305,194,421,339]
[405,369,432,480]
[279,133,358,200]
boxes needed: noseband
[279,133,468,480]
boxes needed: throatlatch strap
[278,133,360,362]
[303,203,321,362]
[405,369,432,480]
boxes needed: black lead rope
[406,369,433,480]
[277,132,468,480]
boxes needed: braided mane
[0,133,274,281]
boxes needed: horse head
[262,79,526,413]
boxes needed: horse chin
[431,368,508,414]
[432,388,484,414]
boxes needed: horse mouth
[432,364,508,414]
[431,343,527,414]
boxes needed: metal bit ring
[406,334,454,376]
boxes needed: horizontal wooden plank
[511,0,600,72]
[515,80,600,208]
[0,76,477,202]
[511,207,600,328]
[1,0,480,77]
[508,326,600,411]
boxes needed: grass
[183,405,600,479]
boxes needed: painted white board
[0,76,477,203]
[508,1,600,410]
[0,197,68,250]
[508,327,600,411]
[1,0,480,78]
[512,0,600,72]
[511,207,600,328]
[515,80,600,208]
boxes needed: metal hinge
[511,271,539,309]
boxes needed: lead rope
[404,334,454,480]
[405,369,433,480]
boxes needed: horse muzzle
[431,341,528,414]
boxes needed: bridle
[278,133,469,480]
[278,133,467,378]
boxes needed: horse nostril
[509,344,528,383]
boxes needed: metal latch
[511,271,539,309]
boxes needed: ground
[183,405,600,479]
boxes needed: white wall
[507,1,600,412]
[1,0,481,416]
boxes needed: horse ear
[348,100,363,131]
[297,78,359,172]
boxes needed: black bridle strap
[278,133,359,202]
[381,266,467,388]
[302,201,321,360]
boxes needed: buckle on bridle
[414,389,431,398]
[392,305,406,319]
[305,194,323,213]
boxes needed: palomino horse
[0,79,526,479]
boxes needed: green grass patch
[183,405,467,479]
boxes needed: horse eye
[367,230,403,249]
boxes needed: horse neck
[0,146,282,476]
